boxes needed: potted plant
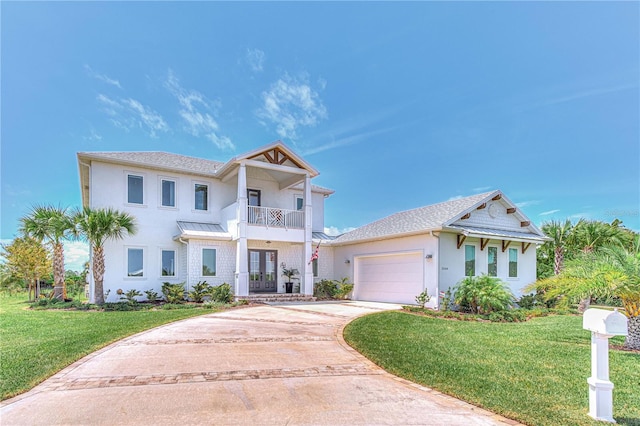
[281,263,299,294]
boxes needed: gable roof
[331,190,547,245]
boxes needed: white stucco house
[77,141,548,307]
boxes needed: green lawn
[344,311,639,426]
[0,294,217,400]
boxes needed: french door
[249,250,277,293]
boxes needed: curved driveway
[1,301,518,425]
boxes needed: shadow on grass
[616,417,640,426]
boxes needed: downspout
[178,238,190,293]
[430,230,441,310]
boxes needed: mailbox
[583,308,628,337]
[583,308,629,423]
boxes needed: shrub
[144,289,160,302]
[415,290,431,307]
[189,281,211,303]
[334,278,354,299]
[518,293,546,309]
[162,282,185,304]
[314,279,338,299]
[210,283,233,304]
[453,275,515,314]
[123,289,142,304]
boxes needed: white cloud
[164,70,234,150]
[447,195,464,201]
[539,209,560,216]
[246,48,265,72]
[472,186,492,192]
[64,241,89,271]
[257,74,327,141]
[515,200,541,208]
[84,64,122,89]
[97,94,169,138]
[324,226,356,236]
[84,128,102,142]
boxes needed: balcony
[248,206,304,229]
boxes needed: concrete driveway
[1,301,518,425]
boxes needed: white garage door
[355,252,424,304]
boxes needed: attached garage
[354,252,424,304]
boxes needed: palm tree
[573,219,627,254]
[21,206,73,300]
[72,207,137,304]
[530,237,640,349]
[541,219,575,275]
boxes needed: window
[195,184,208,211]
[127,248,144,277]
[127,175,143,204]
[487,247,497,277]
[509,248,518,277]
[202,248,216,276]
[312,258,319,277]
[161,250,176,277]
[161,179,176,207]
[295,195,304,211]
[464,245,475,276]
[248,189,261,207]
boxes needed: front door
[249,250,277,293]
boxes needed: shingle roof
[331,191,498,245]
[78,152,223,176]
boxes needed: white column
[235,163,249,297]
[303,175,314,296]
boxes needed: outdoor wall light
[266,240,272,244]
[344,259,350,264]
[425,254,433,259]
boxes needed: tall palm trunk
[622,298,640,350]
[554,247,564,275]
[93,246,106,305]
[53,242,66,300]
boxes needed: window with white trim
[127,248,144,277]
[202,248,216,276]
[295,195,304,211]
[161,250,176,277]
[465,245,475,276]
[161,179,176,208]
[508,248,518,278]
[127,174,143,204]
[487,247,497,277]
[194,183,208,211]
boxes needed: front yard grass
[0,294,218,400]
[344,311,639,426]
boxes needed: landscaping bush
[144,289,160,302]
[162,282,185,304]
[210,283,233,303]
[314,279,338,299]
[334,277,354,299]
[453,275,515,314]
[517,292,546,309]
[122,289,142,304]
[415,290,431,307]
[188,280,211,302]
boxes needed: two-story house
[77,141,548,306]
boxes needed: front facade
[78,142,547,307]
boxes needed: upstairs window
[487,247,497,277]
[509,248,518,278]
[161,179,176,207]
[195,184,208,211]
[127,175,143,204]
[464,245,475,276]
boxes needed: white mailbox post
[582,308,628,423]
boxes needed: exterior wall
[438,232,537,298]
[332,234,439,308]
[186,239,236,290]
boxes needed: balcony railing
[248,206,304,229]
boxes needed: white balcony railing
[248,206,304,229]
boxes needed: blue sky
[2,2,638,270]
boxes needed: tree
[528,236,640,350]
[21,206,73,300]
[573,219,628,254]
[540,219,575,276]
[1,236,52,301]
[72,207,137,304]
